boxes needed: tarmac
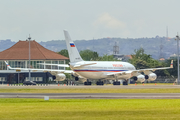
[0,84,180,99]
[1,93,180,99]
[0,84,180,89]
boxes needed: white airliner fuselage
[70,61,135,80]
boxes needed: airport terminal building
[0,40,68,84]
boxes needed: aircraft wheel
[101,81,104,85]
[123,81,128,85]
[113,81,120,85]
[117,81,120,85]
[87,82,91,85]
[96,81,104,85]
[84,81,91,85]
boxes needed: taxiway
[1,93,180,99]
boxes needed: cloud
[133,19,147,33]
[93,13,126,29]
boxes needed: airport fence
[151,76,176,83]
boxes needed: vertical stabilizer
[64,30,83,62]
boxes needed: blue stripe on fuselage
[74,69,128,72]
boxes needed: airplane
[39,30,173,85]
[5,30,173,85]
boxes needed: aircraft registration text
[112,64,123,67]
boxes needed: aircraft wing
[4,61,73,73]
[136,60,173,72]
[107,71,132,76]
[37,63,69,67]
[107,60,173,76]
[37,63,97,69]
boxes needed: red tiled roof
[0,40,69,60]
[124,55,132,59]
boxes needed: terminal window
[0,77,6,81]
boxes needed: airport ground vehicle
[23,81,36,85]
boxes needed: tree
[58,49,69,64]
[58,49,69,58]
[80,50,99,61]
[65,73,72,80]
[129,48,170,76]
[98,54,118,61]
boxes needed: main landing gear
[113,81,120,85]
[123,80,128,85]
[113,80,128,85]
[96,80,104,85]
[84,79,92,85]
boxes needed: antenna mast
[28,34,31,81]
[113,42,119,55]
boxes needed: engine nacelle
[145,73,157,81]
[71,72,84,81]
[74,76,85,81]
[134,74,145,82]
[75,77,79,81]
[56,73,66,81]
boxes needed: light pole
[28,35,31,81]
[175,34,180,85]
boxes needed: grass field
[0,88,180,93]
[0,98,180,120]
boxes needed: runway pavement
[1,85,180,99]
[0,84,180,89]
[1,93,180,99]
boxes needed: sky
[0,0,180,42]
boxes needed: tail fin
[63,30,83,62]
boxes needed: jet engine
[75,77,79,81]
[74,76,85,81]
[145,73,157,81]
[56,73,66,81]
[71,72,84,81]
[70,71,86,81]
[134,74,145,82]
